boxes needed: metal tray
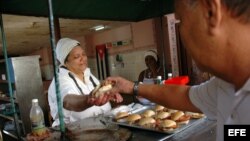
[109,105,205,134]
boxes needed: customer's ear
[202,0,222,35]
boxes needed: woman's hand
[88,91,123,106]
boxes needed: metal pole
[159,16,167,79]
[159,0,167,79]
[0,14,22,140]
[96,48,101,79]
[47,0,66,136]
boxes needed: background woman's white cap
[144,49,157,61]
[56,38,80,65]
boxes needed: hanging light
[91,25,105,31]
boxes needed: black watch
[133,81,140,97]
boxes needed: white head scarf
[144,49,157,61]
[56,38,80,65]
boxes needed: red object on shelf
[163,76,189,85]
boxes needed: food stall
[1,0,216,141]
[36,104,216,141]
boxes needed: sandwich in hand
[89,81,123,106]
[92,82,113,98]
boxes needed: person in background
[138,49,163,83]
[105,0,250,141]
[137,50,163,105]
[48,38,122,127]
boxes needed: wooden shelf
[2,130,26,141]
[2,130,18,140]
[0,56,44,135]
[0,59,6,63]
[0,80,9,83]
[0,114,22,123]
[0,97,18,103]
[0,80,15,83]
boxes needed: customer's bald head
[176,0,250,23]
[174,0,250,87]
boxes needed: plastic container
[167,73,173,79]
[163,76,189,85]
[29,99,46,135]
[156,76,162,85]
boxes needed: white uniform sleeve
[189,77,218,120]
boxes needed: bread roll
[138,117,156,128]
[155,112,171,120]
[159,119,177,132]
[92,84,113,98]
[126,114,141,125]
[154,105,165,112]
[171,111,190,124]
[115,112,129,120]
[141,110,156,118]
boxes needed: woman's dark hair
[64,54,69,64]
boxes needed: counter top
[24,117,216,141]
[125,117,216,141]
[166,118,216,141]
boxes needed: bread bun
[171,111,184,121]
[98,84,112,93]
[141,110,156,118]
[160,119,177,132]
[171,111,190,124]
[155,112,171,120]
[126,114,141,124]
[185,112,205,119]
[92,84,101,95]
[191,113,204,119]
[167,109,178,114]
[138,117,156,128]
[177,119,190,125]
[92,84,113,98]
[154,105,165,112]
[115,112,129,120]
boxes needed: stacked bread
[114,105,204,132]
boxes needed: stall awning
[0,0,174,21]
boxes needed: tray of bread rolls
[110,104,205,134]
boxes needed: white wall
[88,48,155,81]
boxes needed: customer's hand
[105,76,134,95]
